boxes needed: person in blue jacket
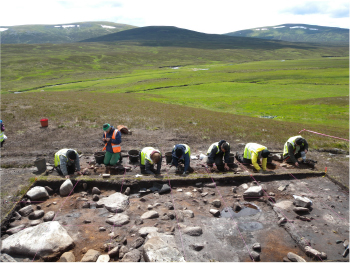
[171,144,191,175]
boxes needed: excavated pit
[1,171,349,262]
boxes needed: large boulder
[96,192,129,213]
[143,232,185,262]
[106,214,130,226]
[26,186,49,200]
[1,221,74,260]
[60,179,74,197]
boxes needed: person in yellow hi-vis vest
[140,147,162,176]
[0,120,7,148]
[54,149,82,178]
[236,143,271,173]
[283,135,309,167]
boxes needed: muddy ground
[0,125,349,261]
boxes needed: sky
[1,0,349,34]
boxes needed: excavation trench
[1,172,349,262]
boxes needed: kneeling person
[140,147,162,176]
[207,140,230,171]
[172,144,191,175]
[283,135,308,167]
[236,143,271,173]
[54,148,82,178]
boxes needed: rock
[43,211,55,222]
[141,210,159,220]
[232,187,237,193]
[271,153,282,161]
[293,207,309,213]
[13,211,21,220]
[147,204,153,210]
[0,253,17,262]
[190,244,204,251]
[201,192,208,197]
[28,210,45,220]
[131,237,144,248]
[287,252,306,262]
[108,246,120,257]
[320,252,327,259]
[210,209,220,217]
[92,194,99,201]
[121,249,141,262]
[83,183,88,190]
[243,186,263,197]
[283,256,292,262]
[6,224,27,235]
[296,215,311,221]
[159,184,171,194]
[195,182,203,187]
[177,189,183,192]
[82,202,90,208]
[185,192,193,197]
[143,232,185,262]
[252,243,261,251]
[168,212,175,220]
[233,202,242,211]
[183,210,194,218]
[83,220,91,224]
[92,187,101,195]
[97,192,129,213]
[304,246,323,259]
[59,251,75,262]
[81,249,101,262]
[139,227,159,237]
[165,202,174,210]
[106,214,130,226]
[176,211,184,222]
[183,226,203,236]
[278,217,287,226]
[36,205,42,210]
[204,182,216,188]
[29,220,42,227]
[119,246,129,259]
[161,215,170,220]
[96,255,110,262]
[135,218,143,225]
[18,205,34,217]
[2,221,74,260]
[124,187,131,195]
[250,251,260,261]
[99,227,106,232]
[293,196,312,208]
[212,199,221,208]
[26,186,49,200]
[241,183,249,190]
[60,179,74,197]
[278,185,287,191]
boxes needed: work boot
[105,166,110,174]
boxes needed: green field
[1,40,349,149]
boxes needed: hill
[79,25,322,49]
[224,24,349,44]
[0,21,137,44]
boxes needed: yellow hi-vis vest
[0,132,4,142]
[283,136,303,156]
[173,144,191,156]
[244,143,267,160]
[207,142,230,155]
[140,147,161,165]
[54,148,77,167]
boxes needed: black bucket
[165,152,172,164]
[228,153,235,168]
[94,151,105,164]
[128,150,139,163]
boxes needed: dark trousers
[56,164,76,176]
[207,154,225,171]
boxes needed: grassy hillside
[225,24,349,44]
[0,21,137,44]
[1,37,348,149]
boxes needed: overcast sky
[1,0,349,34]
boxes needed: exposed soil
[0,125,349,261]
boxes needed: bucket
[40,118,48,127]
[34,157,47,173]
[128,150,139,163]
[165,152,172,164]
[228,153,235,168]
[94,151,105,164]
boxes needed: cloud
[282,1,349,18]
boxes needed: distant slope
[80,25,313,50]
[225,24,349,44]
[0,22,137,44]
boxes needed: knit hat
[103,123,111,131]
[295,137,305,145]
[67,150,76,160]
[261,149,271,158]
[222,143,230,152]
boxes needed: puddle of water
[238,221,264,232]
[66,212,81,218]
[220,203,261,218]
